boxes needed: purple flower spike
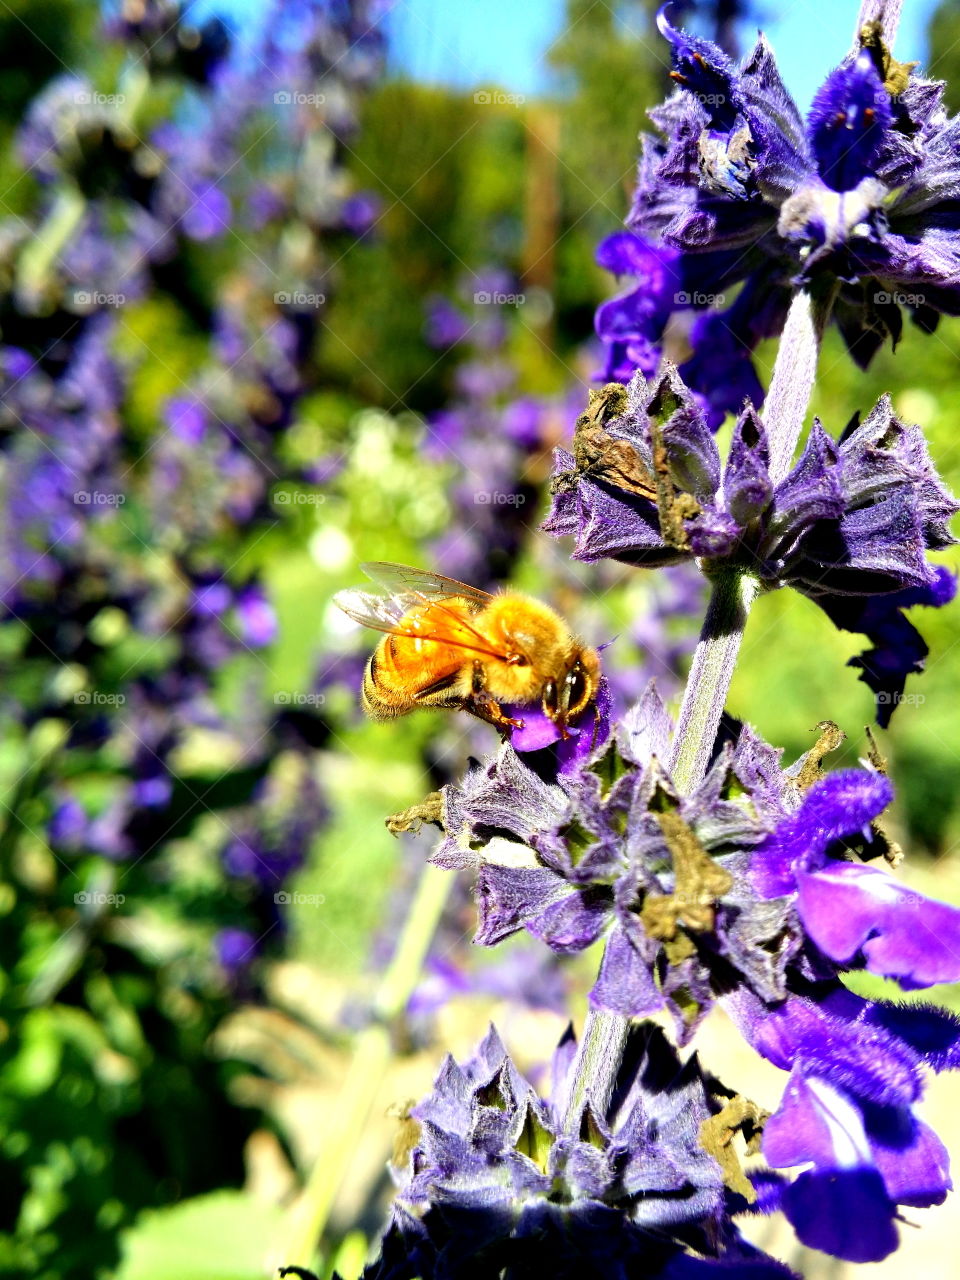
[362,1019,799,1279]
[546,372,957,721]
[797,863,960,988]
[596,13,960,389]
[442,696,821,1038]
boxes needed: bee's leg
[469,695,524,733]
[467,661,523,733]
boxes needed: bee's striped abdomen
[361,644,401,718]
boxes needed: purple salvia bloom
[750,768,894,894]
[751,767,960,987]
[545,368,958,718]
[235,583,278,647]
[215,926,260,975]
[594,234,682,380]
[424,295,470,348]
[795,863,960,987]
[48,797,88,850]
[596,10,960,397]
[363,1021,798,1279]
[164,397,209,445]
[505,675,612,771]
[438,685,817,1036]
[763,1072,934,1262]
[807,52,892,193]
[726,982,959,1261]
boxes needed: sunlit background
[1,1,960,1277]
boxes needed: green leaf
[114,1191,284,1280]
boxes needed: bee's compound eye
[542,679,559,718]
[565,665,588,715]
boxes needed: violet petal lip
[797,862,960,988]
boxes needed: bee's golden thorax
[474,594,581,703]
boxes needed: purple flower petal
[763,1069,871,1170]
[797,862,960,988]
[815,567,957,726]
[808,52,892,193]
[475,864,576,948]
[781,1167,899,1263]
[589,926,665,1016]
[866,1105,951,1208]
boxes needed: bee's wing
[333,582,508,659]
[360,562,494,610]
[333,587,419,634]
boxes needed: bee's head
[541,648,600,738]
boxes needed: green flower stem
[762,287,835,487]
[761,292,819,487]
[561,1007,630,1136]
[276,862,454,1273]
[16,185,86,308]
[667,569,761,793]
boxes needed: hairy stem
[668,570,760,793]
[274,862,453,1273]
[562,1008,630,1135]
[761,288,833,486]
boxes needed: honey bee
[333,562,601,738]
